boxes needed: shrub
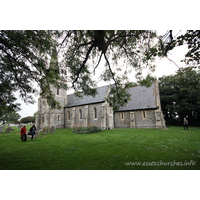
[72,126,102,134]
[87,126,102,133]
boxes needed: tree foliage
[158,30,200,67]
[175,30,200,66]
[159,67,200,126]
[1,30,200,114]
[0,111,21,124]
[20,116,35,124]
[57,30,157,109]
[0,30,64,117]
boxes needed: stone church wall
[65,103,103,128]
[88,103,103,127]
[65,102,114,129]
[114,111,130,128]
[115,109,160,128]
[36,86,66,130]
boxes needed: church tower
[36,47,67,130]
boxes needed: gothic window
[57,87,59,95]
[79,109,82,120]
[43,101,46,107]
[57,114,60,121]
[142,111,146,119]
[68,111,70,120]
[121,112,124,120]
[42,116,44,123]
[94,107,97,119]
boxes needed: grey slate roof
[65,85,109,108]
[118,83,157,111]
[65,83,158,111]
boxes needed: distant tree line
[159,66,200,126]
[19,116,35,124]
[0,111,21,124]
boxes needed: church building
[36,82,166,130]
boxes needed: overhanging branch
[72,43,94,87]
[103,53,120,99]
[93,51,103,75]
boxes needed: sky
[16,31,189,119]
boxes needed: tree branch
[5,51,27,95]
[57,30,72,53]
[103,53,120,99]
[166,56,180,69]
[93,51,103,75]
[72,43,94,86]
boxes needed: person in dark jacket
[183,118,188,130]
[30,125,37,140]
[20,125,27,141]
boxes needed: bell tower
[36,46,67,130]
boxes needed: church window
[142,111,146,119]
[57,114,61,121]
[68,111,70,120]
[42,116,44,123]
[57,87,59,95]
[43,101,46,107]
[79,109,82,120]
[121,112,124,120]
[94,107,97,119]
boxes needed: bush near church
[72,126,102,134]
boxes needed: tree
[0,30,64,118]
[158,30,200,67]
[20,116,35,124]
[57,30,158,110]
[2,30,198,113]
[159,67,200,126]
[0,111,21,124]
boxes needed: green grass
[0,125,200,170]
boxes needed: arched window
[143,111,146,119]
[42,116,44,123]
[57,114,60,121]
[57,87,59,95]
[94,107,97,119]
[43,101,46,107]
[79,109,82,120]
[121,112,124,120]
[68,111,70,120]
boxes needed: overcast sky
[16,31,189,119]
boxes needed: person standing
[20,125,27,141]
[30,125,37,141]
[183,118,188,130]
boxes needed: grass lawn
[0,125,200,170]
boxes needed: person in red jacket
[20,125,27,141]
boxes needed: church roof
[118,83,158,111]
[65,85,109,108]
[65,83,158,110]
